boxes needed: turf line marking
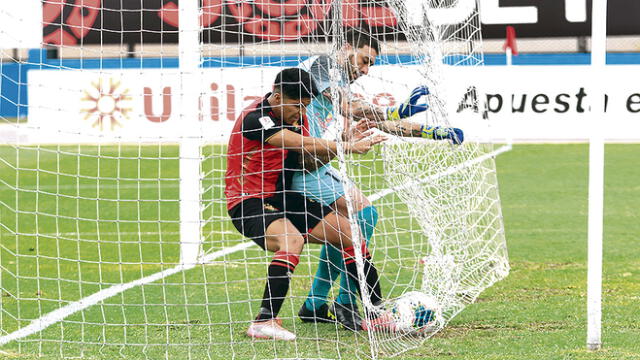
[33,231,180,237]
[0,183,180,192]
[0,144,510,345]
[0,241,254,347]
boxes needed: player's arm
[311,89,372,144]
[299,125,378,171]
[345,99,425,138]
[348,86,465,143]
[242,111,381,156]
[348,97,385,122]
[345,86,431,124]
[266,129,384,155]
[375,119,422,137]
[342,87,428,137]
[373,120,464,144]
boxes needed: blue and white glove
[420,126,464,145]
[385,85,429,121]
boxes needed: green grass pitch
[0,144,638,359]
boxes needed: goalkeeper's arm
[345,86,463,144]
[372,121,464,144]
[418,125,465,144]
[347,85,430,123]
[345,99,421,137]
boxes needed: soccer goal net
[0,0,508,359]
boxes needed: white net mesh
[0,1,507,359]
[326,0,510,356]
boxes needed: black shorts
[228,192,334,250]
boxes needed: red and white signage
[27,67,281,143]
[26,65,640,143]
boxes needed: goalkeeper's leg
[324,187,379,330]
[335,204,378,306]
[301,205,378,329]
[301,205,374,312]
[298,172,379,328]
[301,245,341,316]
[309,215,396,333]
[300,188,376,312]
[307,212,384,310]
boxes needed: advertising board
[26,65,640,143]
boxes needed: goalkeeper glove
[385,85,429,121]
[420,126,464,145]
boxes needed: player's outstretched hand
[420,126,464,145]
[386,86,429,121]
[354,118,377,132]
[349,119,377,141]
[344,120,375,142]
[346,134,387,154]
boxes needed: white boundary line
[21,231,180,237]
[0,144,511,346]
[0,183,181,192]
[0,241,254,346]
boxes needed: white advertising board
[357,65,640,142]
[27,67,282,143]
[26,64,640,143]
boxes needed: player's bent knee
[333,193,371,218]
[357,196,372,211]
[266,234,304,253]
[281,236,304,253]
[265,218,304,253]
[309,212,354,248]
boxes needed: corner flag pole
[587,0,607,352]
[503,26,518,66]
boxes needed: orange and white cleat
[361,311,398,332]
[246,318,296,341]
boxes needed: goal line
[0,144,511,346]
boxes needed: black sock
[256,251,300,321]
[342,245,382,306]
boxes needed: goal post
[587,0,608,352]
[178,0,204,267]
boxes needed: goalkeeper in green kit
[294,28,464,331]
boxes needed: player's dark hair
[273,68,319,99]
[344,28,380,54]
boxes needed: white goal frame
[177,0,204,267]
[587,0,608,352]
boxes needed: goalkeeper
[294,28,464,331]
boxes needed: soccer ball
[390,291,440,333]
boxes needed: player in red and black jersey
[225,68,390,340]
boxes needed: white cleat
[246,318,296,341]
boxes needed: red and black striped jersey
[225,94,309,210]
